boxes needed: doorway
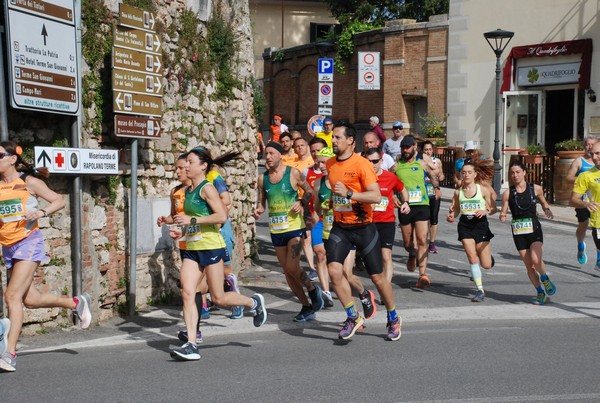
[545,89,575,154]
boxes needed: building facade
[448,0,600,183]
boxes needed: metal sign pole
[0,26,10,142]
[128,139,138,317]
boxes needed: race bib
[373,196,389,212]
[185,224,202,243]
[460,202,482,215]
[0,199,24,221]
[425,182,434,196]
[323,213,334,232]
[332,195,352,212]
[269,214,289,231]
[408,190,422,204]
[511,218,534,235]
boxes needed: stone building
[1,0,259,331]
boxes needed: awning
[501,38,592,93]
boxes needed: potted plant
[553,138,585,206]
[419,113,447,153]
[554,138,585,158]
[524,144,545,164]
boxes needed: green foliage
[118,276,127,289]
[207,9,242,99]
[555,138,584,151]
[323,0,449,26]
[36,329,49,335]
[107,176,120,205]
[418,112,446,137]
[170,9,211,86]
[272,49,285,62]
[252,78,266,124]
[48,257,66,266]
[123,0,156,13]
[333,20,379,74]
[526,143,545,156]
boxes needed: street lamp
[484,28,514,200]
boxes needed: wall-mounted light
[588,89,596,103]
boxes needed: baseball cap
[464,140,476,151]
[323,118,333,124]
[392,121,404,129]
[400,136,416,147]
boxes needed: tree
[322,0,449,26]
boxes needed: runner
[566,136,597,265]
[253,142,324,322]
[0,141,92,373]
[169,148,266,361]
[570,141,600,271]
[279,132,296,166]
[447,158,497,302]
[395,135,441,288]
[500,160,556,305]
[313,147,376,317]
[363,148,410,286]
[422,140,445,253]
[325,125,401,341]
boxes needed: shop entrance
[545,89,575,154]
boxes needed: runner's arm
[534,184,553,219]
[499,188,510,223]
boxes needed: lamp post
[484,28,514,200]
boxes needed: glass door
[502,91,543,183]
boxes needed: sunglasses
[368,158,381,164]
[0,152,13,159]
[393,127,403,130]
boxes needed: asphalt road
[3,195,600,402]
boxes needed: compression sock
[387,307,398,322]
[195,292,203,329]
[470,263,483,291]
[578,241,585,251]
[535,285,544,294]
[540,273,549,282]
[344,302,358,319]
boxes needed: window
[310,23,339,43]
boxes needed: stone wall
[1,0,259,332]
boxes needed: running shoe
[471,290,485,302]
[201,307,211,320]
[308,284,325,312]
[338,316,364,340]
[0,318,10,356]
[532,292,547,305]
[231,305,244,319]
[307,269,319,282]
[170,342,200,361]
[322,290,334,308]
[386,317,402,341]
[407,254,417,272]
[360,290,377,319]
[252,293,267,327]
[428,242,438,254]
[177,330,203,344]
[0,352,16,372]
[293,305,316,322]
[577,242,587,265]
[542,277,556,296]
[225,273,240,293]
[415,274,431,289]
[74,293,92,329]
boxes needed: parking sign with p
[318,58,334,82]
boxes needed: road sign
[113,25,161,55]
[318,82,333,105]
[318,58,334,82]
[113,47,162,76]
[7,0,74,24]
[114,115,161,139]
[119,4,156,32]
[4,0,79,114]
[307,115,325,136]
[358,51,380,90]
[318,106,332,116]
[34,146,119,175]
[112,69,163,95]
[113,91,162,117]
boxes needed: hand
[399,202,410,215]
[544,208,554,219]
[447,212,455,223]
[434,188,441,200]
[473,209,488,219]
[24,210,42,221]
[253,206,264,219]
[586,202,599,212]
[168,226,183,239]
[289,201,303,214]
[157,215,169,227]
[333,181,348,197]
[173,214,191,225]
[499,213,507,223]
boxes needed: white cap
[464,140,476,151]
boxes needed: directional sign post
[4,0,80,114]
[114,115,161,139]
[35,146,119,175]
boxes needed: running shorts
[457,216,494,244]
[326,223,383,275]
[375,222,396,249]
[399,205,430,226]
